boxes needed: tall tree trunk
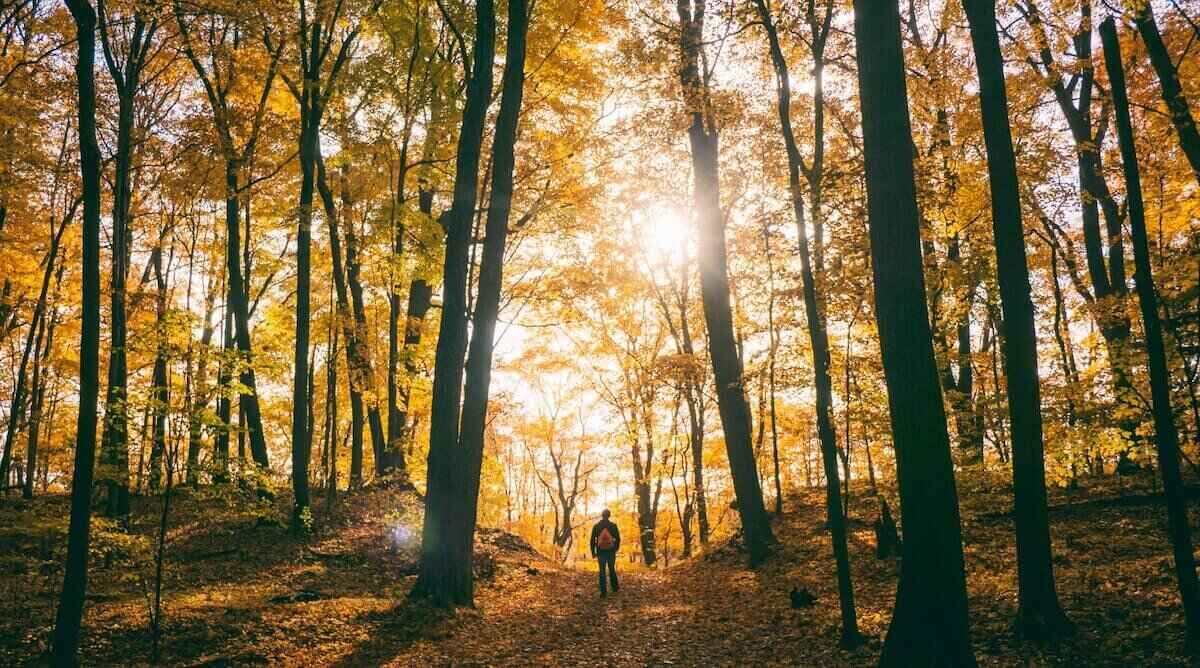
[23,300,57,500]
[851,0,975,662]
[412,0,497,606]
[98,9,157,517]
[187,273,217,486]
[224,159,270,471]
[965,0,1072,639]
[751,0,859,642]
[99,89,131,515]
[148,239,169,491]
[292,98,319,530]
[1133,5,1200,185]
[677,0,774,566]
[344,189,391,474]
[325,316,339,506]
[214,299,233,481]
[53,2,102,659]
[316,158,382,487]
[440,0,529,600]
[1101,18,1200,649]
[672,267,710,546]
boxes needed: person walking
[590,509,621,596]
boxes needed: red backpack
[597,526,615,551]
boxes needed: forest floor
[1,470,1197,666]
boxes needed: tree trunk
[53,2,102,659]
[851,0,975,662]
[148,239,169,492]
[965,0,1072,639]
[223,159,270,471]
[99,10,156,517]
[292,98,319,530]
[325,311,340,507]
[751,0,859,642]
[214,300,233,481]
[674,272,710,546]
[632,426,659,565]
[412,0,497,606]
[442,0,529,598]
[345,187,391,475]
[677,0,774,566]
[316,158,385,486]
[23,302,56,500]
[186,274,216,486]
[1101,18,1200,649]
[1133,5,1200,185]
[0,211,67,490]
[99,90,133,518]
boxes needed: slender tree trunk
[53,2,102,659]
[100,22,153,517]
[852,0,975,662]
[677,0,774,565]
[214,299,233,481]
[23,302,56,500]
[149,240,169,492]
[1133,5,1200,185]
[965,0,1072,639]
[1102,19,1200,649]
[344,189,391,474]
[316,159,377,487]
[0,214,67,489]
[325,317,339,507]
[675,276,710,546]
[412,0,497,606]
[751,0,858,641]
[187,275,216,486]
[223,159,270,471]
[292,99,319,530]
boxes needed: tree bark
[1101,18,1200,650]
[965,0,1072,639]
[1133,5,1200,186]
[53,2,102,659]
[344,185,391,475]
[751,0,859,643]
[676,0,774,566]
[851,0,975,662]
[293,93,319,530]
[315,158,385,486]
[98,9,158,518]
[412,0,497,606]
[442,0,529,598]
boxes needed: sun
[637,204,691,264]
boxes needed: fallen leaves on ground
[0,471,1196,666]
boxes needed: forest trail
[335,527,876,668]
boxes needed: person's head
[601,509,611,520]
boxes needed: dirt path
[334,563,807,667]
[317,524,884,668]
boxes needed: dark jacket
[590,519,621,556]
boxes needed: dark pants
[597,549,618,594]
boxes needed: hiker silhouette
[590,509,621,596]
